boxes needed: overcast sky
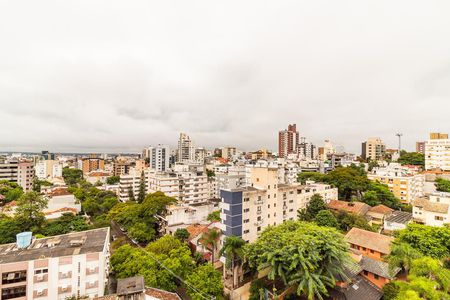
[1,0,450,154]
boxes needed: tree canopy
[397,151,425,167]
[297,194,327,221]
[245,221,350,300]
[0,180,23,204]
[396,223,450,259]
[62,167,83,186]
[106,176,120,185]
[435,178,450,193]
[314,210,338,228]
[206,210,221,222]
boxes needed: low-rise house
[412,192,450,226]
[345,227,394,261]
[327,200,371,217]
[43,188,82,219]
[383,211,412,233]
[186,222,221,263]
[86,171,111,185]
[366,205,394,226]
[358,256,400,289]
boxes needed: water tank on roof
[16,232,33,249]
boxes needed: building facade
[177,133,195,163]
[278,124,299,158]
[412,192,450,226]
[146,145,170,172]
[0,158,35,192]
[425,132,450,171]
[361,138,386,161]
[0,228,110,300]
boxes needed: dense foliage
[111,235,222,298]
[297,165,401,209]
[397,151,425,167]
[245,221,350,300]
[206,210,221,222]
[62,167,83,186]
[297,194,327,221]
[396,223,450,259]
[435,178,450,193]
[108,192,176,243]
[0,180,24,204]
[106,176,120,185]
[314,210,338,228]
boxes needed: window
[243,230,249,234]
[363,271,368,276]
[244,208,250,213]
[374,274,379,280]
[244,219,249,223]
[370,250,375,254]
[289,209,293,212]
[268,204,270,208]
[244,197,250,202]
[268,214,270,218]
[34,269,48,275]
[257,216,261,221]
[257,226,261,232]
[268,195,270,199]
[435,216,444,221]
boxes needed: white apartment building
[177,133,195,163]
[362,137,386,161]
[0,228,110,300]
[118,170,148,202]
[368,163,424,204]
[35,160,63,180]
[412,192,450,226]
[144,145,170,172]
[425,133,450,171]
[147,170,210,204]
[220,167,337,243]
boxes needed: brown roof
[412,198,449,214]
[145,287,182,300]
[345,228,394,255]
[186,224,209,240]
[48,188,72,197]
[368,205,394,215]
[328,200,371,216]
[44,207,78,215]
[88,171,110,177]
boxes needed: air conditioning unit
[36,290,44,296]
[61,285,68,292]
[36,274,44,281]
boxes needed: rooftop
[117,276,145,296]
[385,211,413,224]
[360,256,400,279]
[0,227,109,264]
[47,187,72,197]
[345,228,394,255]
[368,204,394,215]
[412,198,449,214]
[328,200,371,216]
[330,275,382,300]
[145,287,182,300]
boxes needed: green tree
[397,151,425,167]
[297,194,327,221]
[200,228,221,264]
[137,171,146,204]
[315,210,338,228]
[397,223,450,259]
[297,172,326,184]
[206,210,221,222]
[128,187,135,202]
[42,213,90,236]
[435,178,450,193]
[325,165,369,200]
[128,222,155,243]
[62,167,83,186]
[245,221,350,300]
[335,211,374,232]
[185,264,223,300]
[174,228,190,242]
[106,176,120,185]
[409,257,450,293]
[387,242,423,273]
[146,235,184,255]
[15,191,48,230]
[206,169,215,178]
[32,177,52,192]
[363,181,400,209]
[0,215,22,244]
[221,235,246,288]
[0,180,23,204]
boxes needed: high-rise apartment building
[0,158,35,192]
[220,166,337,243]
[177,133,195,163]
[361,138,386,161]
[425,132,450,171]
[416,142,425,155]
[278,124,299,158]
[112,159,131,176]
[145,145,170,172]
[221,147,237,160]
[298,138,317,160]
[80,155,105,174]
[0,228,110,300]
[35,160,63,179]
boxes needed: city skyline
[1,1,450,153]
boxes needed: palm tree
[220,235,246,288]
[200,228,221,264]
[387,242,423,274]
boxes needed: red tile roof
[145,288,182,300]
[368,205,394,215]
[48,188,72,197]
[186,224,209,240]
[327,200,371,216]
[345,228,394,255]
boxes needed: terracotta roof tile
[368,205,394,215]
[328,200,371,216]
[412,198,449,214]
[345,228,394,255]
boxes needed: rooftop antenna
[396,133,403,153]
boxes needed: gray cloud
[1,0,450,154]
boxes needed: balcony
[254,199,264,205]
[86,281,99,290]
[1,285,27,300]
[2,271,27,285]
[33,289,48,298]
[254,220,264,226]
[58,286,72,294]
[256,210,262,215]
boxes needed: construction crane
[396,133,403,153]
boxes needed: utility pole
[396,133,403,153]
